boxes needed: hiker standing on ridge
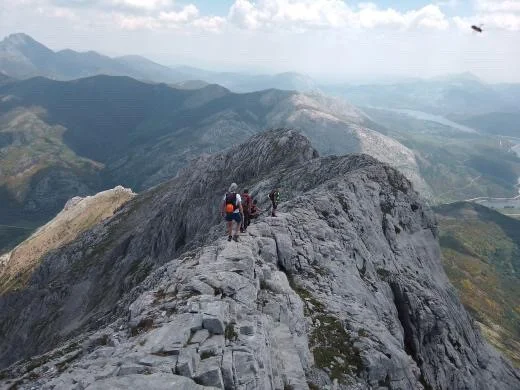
[241,189,252,232]
[268,188,280,217]
[222,183,244,242]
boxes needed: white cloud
[33,4,79,20]
[50,0,99,7]
[453,0,520,31]
[116,15,161,29]
[49,7,78,20]
[9,0,222,32]
[454,12,520,30]
[159,4,199,23]
[406,4,450,29]
[228,0,449,31]
[476,0,520,12]
[228,0,353,30]
[116,4,225,31]
[228,0,264,29]
[192,16,227,32]
[111,0,175,11]
[356,3,449,30]
[8,0,450,32]
[8,0,520,35]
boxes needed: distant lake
[382,108,478,133]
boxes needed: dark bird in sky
[471,25,483,33]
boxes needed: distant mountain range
[1,32,519,253]
[3,32,520,111]
[0,33,187,83]
[2,73,519,254]
[324,73,520,117]
[0,33,317,92]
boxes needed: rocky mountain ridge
[0,130,518,389]
[0,75,428,253]
[0,186,135,294]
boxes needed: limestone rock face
[0,185,135,294]
[0,130,518,389]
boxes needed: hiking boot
[233,235,239,242]
[228,235,232,242]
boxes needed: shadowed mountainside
[0,75,427,253]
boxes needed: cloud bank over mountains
[5,0,520,32]
[3,0,520,82]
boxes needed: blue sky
[183,0,473,17]
[180,0,236,15]
[2,0,520,82]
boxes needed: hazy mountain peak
[0,33,185,82]
[56,48,75,54]
[1,33,53,57]
[117,54,156,63]
[3,33,41,46]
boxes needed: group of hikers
[222,183,280,242]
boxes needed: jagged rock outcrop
[0,130,518,389]
[0,186,135,294]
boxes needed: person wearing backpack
[268,188,280,217]
[222,183,244,242]
[241,189,252,232]
[250,199,262,220]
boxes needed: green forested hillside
[436,202,520,366]
[455,112,520,137]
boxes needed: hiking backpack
[269,190,279,202]
[225,192,238,213]
[242,193,252,211]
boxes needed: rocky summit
[0,129,519,389]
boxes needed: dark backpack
[269,190,279,202]
[242,193,252,209]
[225,192,238,211]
